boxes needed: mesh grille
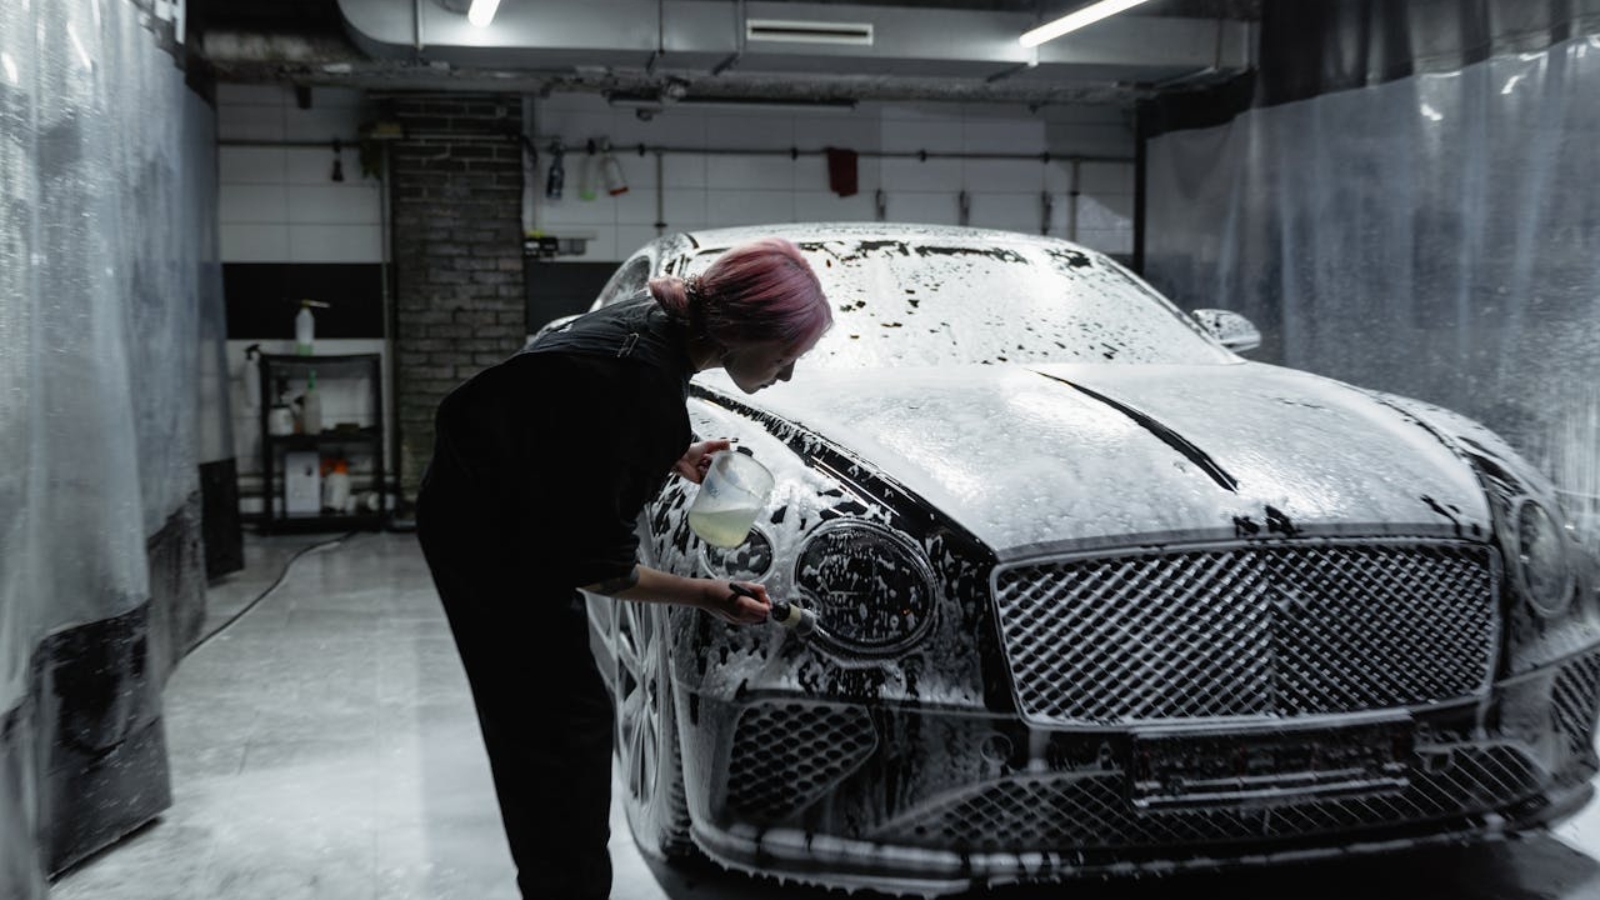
[1551,653,1600,772]
[871,745,1540,850]
[994,542,1497,725]
[726,702,877,822]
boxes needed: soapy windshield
[684,238,1234,369]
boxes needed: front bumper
[675,646,1600,895]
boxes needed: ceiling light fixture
[467,0,501,28]
[1019,0,1152,48]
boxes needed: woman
[415,237,831,899]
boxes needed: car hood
[708,362,1491,557]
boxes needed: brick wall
[390,95,526,497]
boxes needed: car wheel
[613,598,694,860]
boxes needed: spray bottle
[577,138,599,201]
[300,368,323,435]
[241,343,262,411]
[294,299,331,356]
[545,139,565,200]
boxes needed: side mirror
[1192,309,1262,353]
[527,313,581,346]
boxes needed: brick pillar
[389,95,527,499]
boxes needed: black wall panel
[526,261,617,332]
[224,262,387,339]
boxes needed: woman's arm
[583,565,770,625]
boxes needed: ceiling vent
[745,18,874,46]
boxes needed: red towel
[826,147,858,197]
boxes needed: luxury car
[572,223,1600,895]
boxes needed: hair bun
[648,275,693,318]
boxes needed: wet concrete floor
[50,531,1600,900]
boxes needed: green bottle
[301,369,323,435]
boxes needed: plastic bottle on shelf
[301,369,323,435]
[324,457,352,513]
[294,299,329,356]
[268,376,296,436]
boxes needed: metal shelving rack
[257,352,387,532]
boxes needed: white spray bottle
[295,299,330,356]
[241,344,262,411]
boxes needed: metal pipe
[521,95,538,235]
[654,150,666,235]
[217,137,1130,166]
[378,142,401,512]
[1068,158,1081,243]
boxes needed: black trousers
[417,526,616,900]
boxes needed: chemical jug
[688,451,773,548]
[323,457,351,512]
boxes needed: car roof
[672,222,1100,256]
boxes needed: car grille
[1551,652,1600,783]
[869,744,1540,850]
[725,701,877,823]
[993,540,1498,725]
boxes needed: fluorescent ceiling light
[1019,0,1152,48]
[467,0,501,28]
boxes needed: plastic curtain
[0,0,220,892]
[1144,31,1600,515]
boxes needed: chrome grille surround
[992,539,1500,726]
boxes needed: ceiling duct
[200,0,1254,104]
[745,18,874,46]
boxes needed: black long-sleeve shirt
[417,297,693,591]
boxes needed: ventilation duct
[327,0,1253,100]
[745,18,874,46]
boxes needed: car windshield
[684,237,1234,369]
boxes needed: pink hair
[650,238,831,347]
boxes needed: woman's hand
[701,580,771,625]
[674,439,731,484]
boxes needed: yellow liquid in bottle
[688,507,760,548]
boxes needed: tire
[613,599,695,860]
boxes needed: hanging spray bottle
[545,139,565,200]
[242,343,262,411]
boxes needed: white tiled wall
[531,94,1137,262]
[217,85,385,264]
[215,85,1137,505]
[216,85,390,503]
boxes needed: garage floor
[50,531,1600,900]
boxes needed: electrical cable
[189,531,358,653]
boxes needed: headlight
[699,526,775,581]
[794,521,937,655]
[1514,499,1573,616]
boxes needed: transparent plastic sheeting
[1144,32,1600,521]
[0,0,224,719]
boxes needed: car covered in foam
[573,223,1600,895]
